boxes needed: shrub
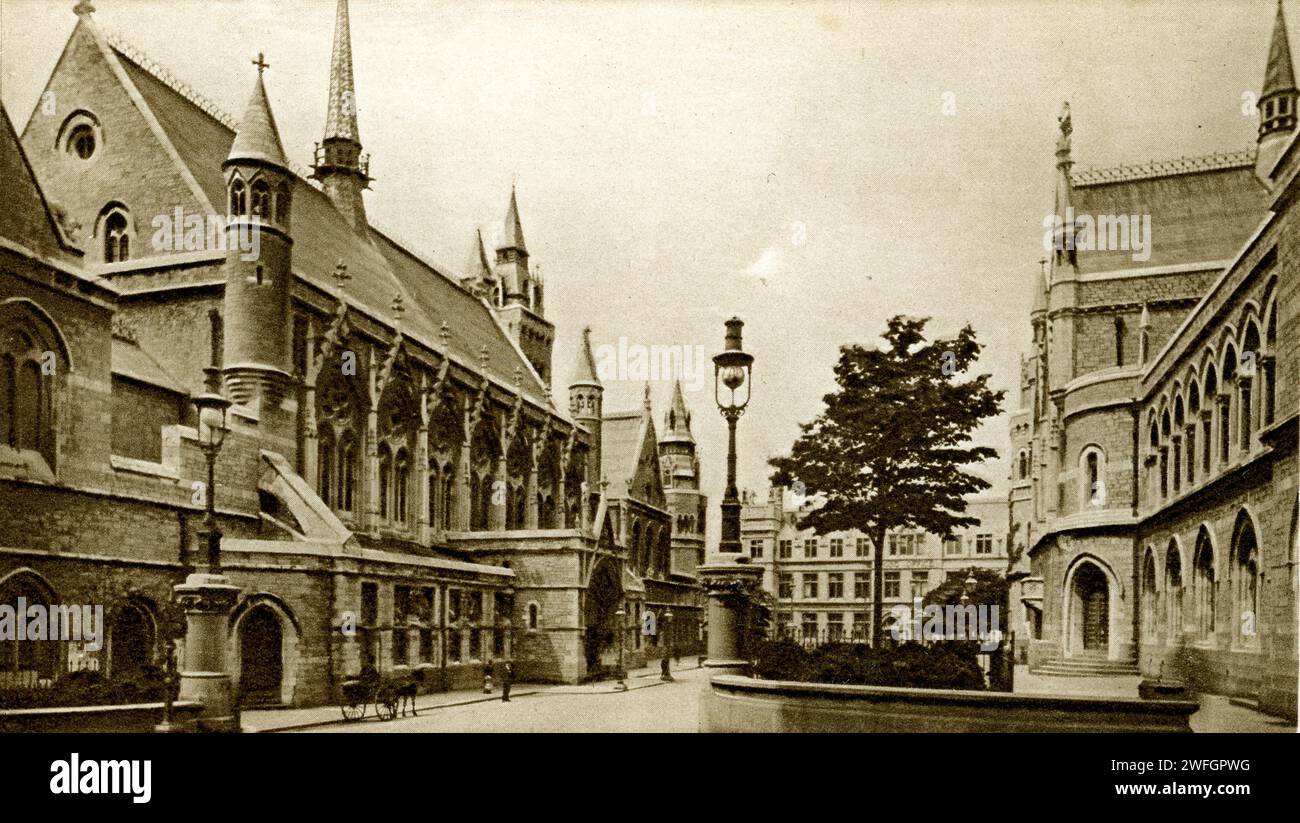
[752,641,986,691]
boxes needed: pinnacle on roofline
[324,0,360,145]
[1263,0,1297,99]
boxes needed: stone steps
[1031,657,1140,677]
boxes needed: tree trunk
[872,524,887,647]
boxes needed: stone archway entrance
[1069,562,1110,655]
[238,606,283,706]
[583,558,623,677]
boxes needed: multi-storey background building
[742,488,1008,641]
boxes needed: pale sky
[1,0,1276,548]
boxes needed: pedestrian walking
[483,658,494,694]
[501,661,514,703]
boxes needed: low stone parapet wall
[701,675,1197,732]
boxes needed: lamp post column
[168,366,241,732]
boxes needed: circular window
[67,124,96,159]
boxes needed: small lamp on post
[961,572,978,606]
[192,366,231,574]
[660,609,674,681]
[713,317,754,555]
[614,607,628,691]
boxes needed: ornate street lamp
[713,317,754,554]
[192,366,231,574]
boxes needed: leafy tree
[921,567,1008,614]
[769,316,1003,644]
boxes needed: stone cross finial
[331,260,351,289]
[253,52,270,75]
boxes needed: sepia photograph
[0,0,1296,792]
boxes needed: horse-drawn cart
[338,668,425,722]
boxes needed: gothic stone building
[0,0,702,707]
[1009,2,1299,719]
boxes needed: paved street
[293,665,705,733]
[275,663,1292,733]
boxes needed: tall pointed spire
[570,327,601,388]
[324,0,360,144]
[227,57,288,169]
[501,185,528,255]
[1264,0,1297,99]
[661,380,696,445]
[1258,1,1298,178]
[311,0,371,231]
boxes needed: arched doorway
[0,570,59,684]
[239,606,283,706]
[1069,562,1110,655]
[111,602,155,678]
[582,558,623,677]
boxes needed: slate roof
[1067,162,1268,275]
[226,72,288,168]
[111,335,186,393]
[107,45,552,407]
[600,411,646,497]
[0,105,80,263]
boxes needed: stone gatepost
[172,573,242,732]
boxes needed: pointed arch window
[1,307,67,471]
[338,435,356,513]
[442,472,455,530]
[103,210,130,263]
[1233,515,1260,649]
[275,182,291,225]
[229,178,247,216]
[250,180,272,219]
[1164,543,1183,641]
[378,445,392,521]
[318,430,336,507]
[1193,530,1215,641]
[394,449,410,524]
[1140,550,1157,642]
[0,572,60,680]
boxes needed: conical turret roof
[226,68,287,168]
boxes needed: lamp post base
[697,559,765,676]
[173,573,242,733]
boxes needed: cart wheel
[340,700,367,722]
[375,697,397,721]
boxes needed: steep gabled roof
[601,407,665,507]
[0,105,82,262]
[103,40,551,405]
